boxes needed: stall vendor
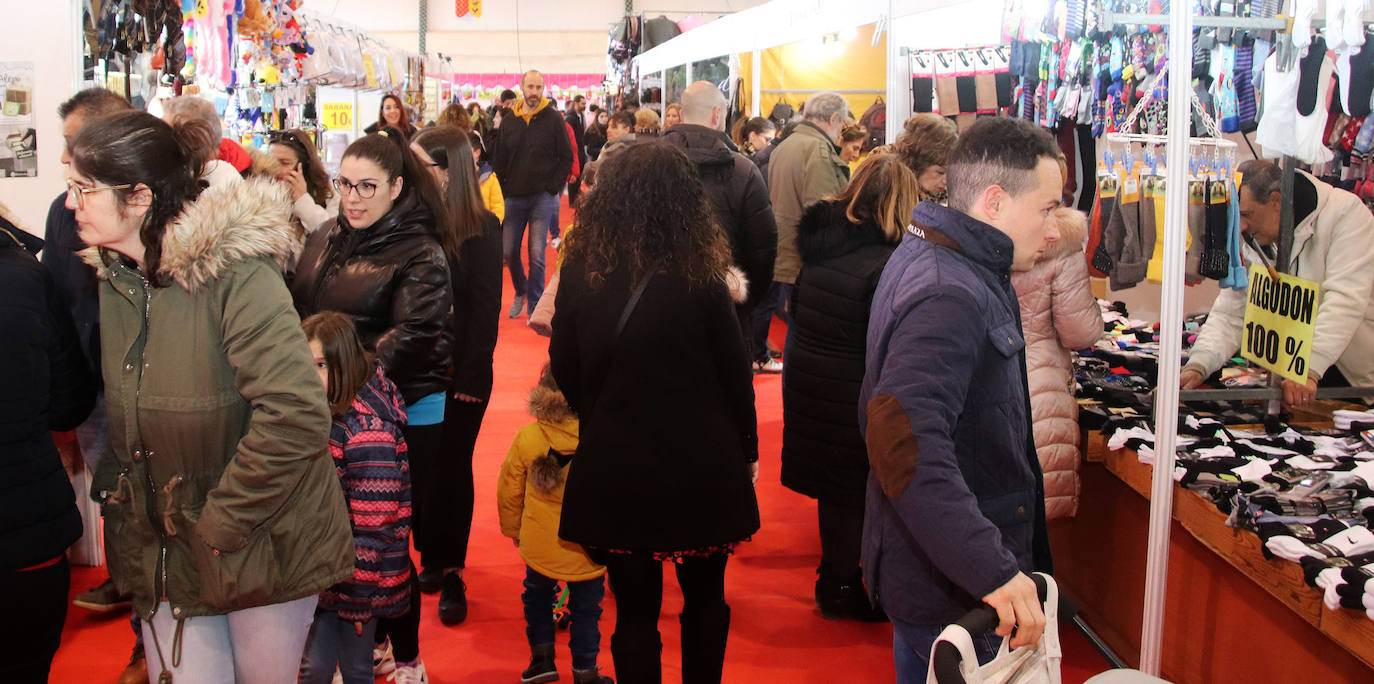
[1181,159,1374,406]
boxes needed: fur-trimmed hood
[80,178,299,291]
[1044,207,1088,260]
[245,145,283,180]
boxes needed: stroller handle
[932,573,1075,684]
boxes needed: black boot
[815,573,888,622]
[679,604,731,684]
[521,643,558,683]
[438,572,468,625]
[572,666,615,684]
[417,566,443,594]
[610,630,662,684]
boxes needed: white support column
[1140,0,1194,675]
[752,50,763,117]
[685,60,693,88]
[884,1,906,144]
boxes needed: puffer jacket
[781,200,896,507]
[1010,209,1103,521]
[290,195,454,405]
[81,179,354,619]
[768,121,850,284]
[478,161,506,222]
[1187,171,1374,388]
[496,383,604,582]
[321,365,412,621]
[662,123,778,308]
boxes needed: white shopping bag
[925,572,1063,684]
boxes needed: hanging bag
[926,572,1063,684]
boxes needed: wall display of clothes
[1097,407,1374,623]
[908,46,1016,117]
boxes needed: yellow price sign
[1241,264,1320,384]
[321,102,354,130]
[362,54,378,89]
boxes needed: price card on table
[321,102,354,130]
[1241,264,1319,384]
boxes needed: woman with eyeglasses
[268,129,335,235]
[364,94,418,139]
[406,127,503,626]
[289,126,453,682]
[63,110,355,682]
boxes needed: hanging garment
[1256,50,1335,165]
[1235,45,1258,128]
[1221,178,1249,290]
[1108,169,1147,290]
[1186,180,1208,284]
[1212,44,1241,132]
[1200,179,1232,280]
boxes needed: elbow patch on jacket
[865,394,918,499]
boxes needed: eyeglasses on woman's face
[65,178,131,211]
[332,177,387,199]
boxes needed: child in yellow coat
[498,365,612,684]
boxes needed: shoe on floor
[388,658,428,684]
[509,295,526,318]
[331,668,344,684]
[767,342,782,359]
[438,572,468,626]
[374,638,396,676]
[73,577,132,612]
[551,236,563,250]
[417,566,442,595]
[117,644,149,684]
[573,666,615,684]
[752,358,783,374]
[815,573,888,623]
[521,643,558,684]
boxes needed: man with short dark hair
[860,117,1061,680]
[46,87,148,684]
[489,70,575,319]
[565,95,588,210]
[1182,158,1374,403]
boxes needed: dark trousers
[3,557,69,684]
[375,567,421,662]
[405,420,452,570]
[817,500,864,579]
[522,566,606,669]
[410,396,488,570]
[749,282,792,363]
[601,552,732,684]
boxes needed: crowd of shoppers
[14,77,1104,684]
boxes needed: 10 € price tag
[1241,264,1319,384]
[321,102,354,130]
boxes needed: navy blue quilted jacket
[858,201,1051,628]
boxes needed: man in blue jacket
[859,117,1062,679]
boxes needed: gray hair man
[753,91,851,371]
[661,82,779,366]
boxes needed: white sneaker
[551,237,562,250]
[373,638,396,676]
[388,658,428,684]
[752,358,783,374]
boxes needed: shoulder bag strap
[587,274,652,418]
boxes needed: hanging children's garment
[1220,176,1249,290]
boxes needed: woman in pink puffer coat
[1012,207,1103,521]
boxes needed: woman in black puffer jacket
[781,153,919,623]
[289,127,452,678]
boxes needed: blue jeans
[893,622,1001,684]
[749,281,793,363]
[522,566,606,670]
[140,595,318,684]
[299,610,378,684]
[503,192,558,313]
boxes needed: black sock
[1297,36,1329,117]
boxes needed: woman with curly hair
[550,141,760,684]
[891,113,958,201]
[268,129,335,234]
[634,108,661,137]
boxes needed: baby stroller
[929,573,1171,684]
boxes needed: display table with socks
[1051,396,1374,681]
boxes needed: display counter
[1051,413,1374,682]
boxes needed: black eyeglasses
[333,178,384,199]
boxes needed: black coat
[0,225,97,569]
[41,193,102,383]
[781,201,897,508]
[550,262,761,553]
[585,125,608,162]
[448,212,503,400]
[290,197,454,405]
[661,124,778,309]
[566,110,588,167]
[489,100,575,197]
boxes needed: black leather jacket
[290,196,454,405]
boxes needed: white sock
[1325,526,1374,557]
[1346,0,1369,50]
[1266,535,1328,561]
[1327,0,1350,52]
[1231,459,1273,482]
[1293,0,1319,49]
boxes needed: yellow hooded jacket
[496,384,604,581]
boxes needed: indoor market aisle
[48,210,1106,683]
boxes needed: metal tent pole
[1138,0,1193,674]
[752,50,762,117]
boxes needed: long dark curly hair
[562,141,731,291]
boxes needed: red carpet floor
[49,203,1110,683]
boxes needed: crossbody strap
[587,274,652,419]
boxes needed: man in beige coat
[756,92,850,371]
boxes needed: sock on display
[1343,37,1374,118]
[1186,183,1207,283]
[1110,174,1147,289]
[1091,182,1117,275]
[1144,184,1164,284]
[1298,37,1330,117]
[937,77,961,116]
[1235,45,1257,127]
[1221,182,1248,290]
[1292,0,1318,50]
[1200,180,1231,280]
